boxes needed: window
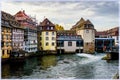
[52,42,54,46]
[86,30,89,33]
[46,32,49,35]
[6,42,9,47]
[81,41,83,46]
[52,32,54,35]
[52,37,55,40]
[1,41,4,47]
[47,27,49,30]
[2,50,4,55]
[117,36,118,40]
[40,37,42,40]
[86,43,88,45]
[57,41,64,47]
[51,27,53,30]
[68,41,72,46]
[46,37,49,40]
[39,42,42,46]
[46,42,49,46]
[21,43,23,46]
[1,28,4,32]
[76,41,80,47]
[18,43,20,47]
[47,22,49,25]
[40,27,42,30]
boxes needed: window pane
[52,37,55,40]
[47,27,49,30]
[46,32,48,35]
[46,37,49,40]
[86,30,89,33]
[52,42,54,46]
[68,41,72,46]
[46,42,49,46]
[52,32,54,35]
[51,27,53,30]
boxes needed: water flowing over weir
[2,53,119,79]
[76,53,104,64]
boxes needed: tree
[55,24,64,31]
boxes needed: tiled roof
[1,11,15,20]
[95,31,107,36]
[75,17,85,27]
[84,19,93,25]
[39,18,55,26]
[14,10,37,30]
[71,17,94,30]
[14,10,29,19]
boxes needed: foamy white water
[76,53,105,64]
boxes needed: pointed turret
[85,19,93,25]
[76,17,85,26]
[79,17,85,24]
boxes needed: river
[2,53,119,79]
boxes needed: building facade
[10,20,24,51]
[37,18,56,53]
[1,11,13,59]
[14,10,37,53]
[95,27,119,46]
[71,18,95,53]
[57,30,83,53]
[95,38,115,52]
[106,27,119,46]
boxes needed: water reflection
[2,55,57,78]
[40,55,57,69]
[2,64,10,78]
[2,62,25,78]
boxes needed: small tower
[74,18,95,53]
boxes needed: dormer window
[47,27,49,30]
[51,27,53,30]
[47,22,49,25]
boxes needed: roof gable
[40,18,55,26]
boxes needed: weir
[2,53,118,79]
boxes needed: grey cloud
[5,1,118,30]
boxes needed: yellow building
[37,18,56,53]
[1,11,13,59]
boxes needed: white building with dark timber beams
[14,10,37,53]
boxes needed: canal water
[2,53,119,79]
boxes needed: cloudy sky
[1,0,119,31]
